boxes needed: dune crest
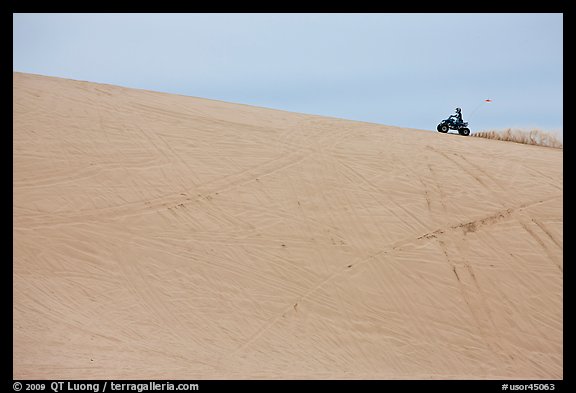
[13,72,562,379]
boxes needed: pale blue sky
[13,13,563,134]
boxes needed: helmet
[455,107,461,113]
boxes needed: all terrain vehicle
[437,117,471,136]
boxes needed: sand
[13,72,562,379]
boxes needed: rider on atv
[448,107,464,125]
[437,107,471,136]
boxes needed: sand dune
[13,72,562,379]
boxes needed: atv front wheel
[437,124,449,133]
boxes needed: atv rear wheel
[458,128,470,136]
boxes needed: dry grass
[472,129,563,149]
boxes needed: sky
[13,13,563,135]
